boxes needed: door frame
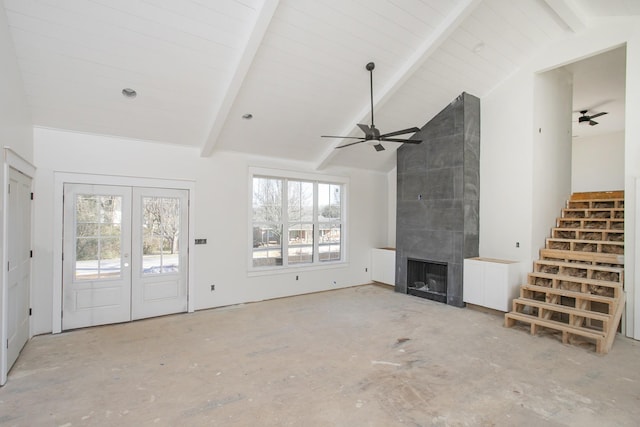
[1,148,36,386]
[53,172,196,334]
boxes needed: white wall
[0,9,32,160]
[531,68,573,260]
[32,127,387,335]
[387,166,396,247]
[479,69,534,263]
[572,131,625,193]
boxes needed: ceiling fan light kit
[321,62,422,151]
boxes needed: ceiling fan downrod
[366,62,375,130]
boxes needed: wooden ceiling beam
[200,0,280,157]
[543,0,587,33]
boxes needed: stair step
[512,298,611,323]
[569,191,624,201]
[567,195,624,210]
[504,311,606,344]
[534,258,623,277]
[528,271,623,289]
[546,237,623,248]
[546,238,624,256]
[540,248,624,266]
[521,283,616,306]
[567,201,624,210]
[551,228,624,242]
[562,208,624,219]
[556,217,624,230]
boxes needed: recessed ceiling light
[242,113,253,120]
[122,88,137,98]
[472,42,485,54]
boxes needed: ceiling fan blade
[589,120,598,126]
[321,135,367,139]
[589,112,607,119]
[357,123,372,136]
[373,143,385,152]
[335,140,366,149]
[379,127,421,138]
[381,137,422,143]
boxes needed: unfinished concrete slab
[1,284,639,426]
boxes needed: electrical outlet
[516,242,520,248]
[365,267,368,272]
[210,284,215,291]
[296,275,299,280]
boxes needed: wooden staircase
[505,191,625,353]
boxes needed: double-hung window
[251,169,346,269]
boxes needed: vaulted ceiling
[3,0,639,172]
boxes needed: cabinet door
[371,249,395,285]
[483,262,507,311]
[463,260,484,305]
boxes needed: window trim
[248,167,348,273]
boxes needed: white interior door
[131,188,188,320]
[6,168,32,372]
[63,184,132,330]
[62,184,188,330]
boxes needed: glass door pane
[74,194,123,280]
[142,196,181,275]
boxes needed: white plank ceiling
[2,0,638,172]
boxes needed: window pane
[253,177,282,222]
[77,223,99,237]
[288,223,313,245]
[142,197,181,275]
[319,223,341,262]
[288,223,313,265]
[288,245,313,264]
[318,183,341,221]
[288,181,313,222]
[319,244,341,262]
[75,194,123,281]
[253,225,283,267]
[75,238,98,279]
[76,195,100,222]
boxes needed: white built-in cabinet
[371,248,395,286]
[463,257,523,312]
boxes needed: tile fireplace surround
[395,92,480,307]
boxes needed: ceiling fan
[578,110,608,126]
[321,62,422,152]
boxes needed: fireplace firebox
[407,258,447,303]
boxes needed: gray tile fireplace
[395,92,480,307]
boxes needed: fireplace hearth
[407,258,447,303]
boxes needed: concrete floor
[2,284,639,426]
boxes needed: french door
[62,184,188,330]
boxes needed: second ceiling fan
[578,109,608,126]
[322,62,422,152]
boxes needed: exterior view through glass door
[63,184,188,330]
